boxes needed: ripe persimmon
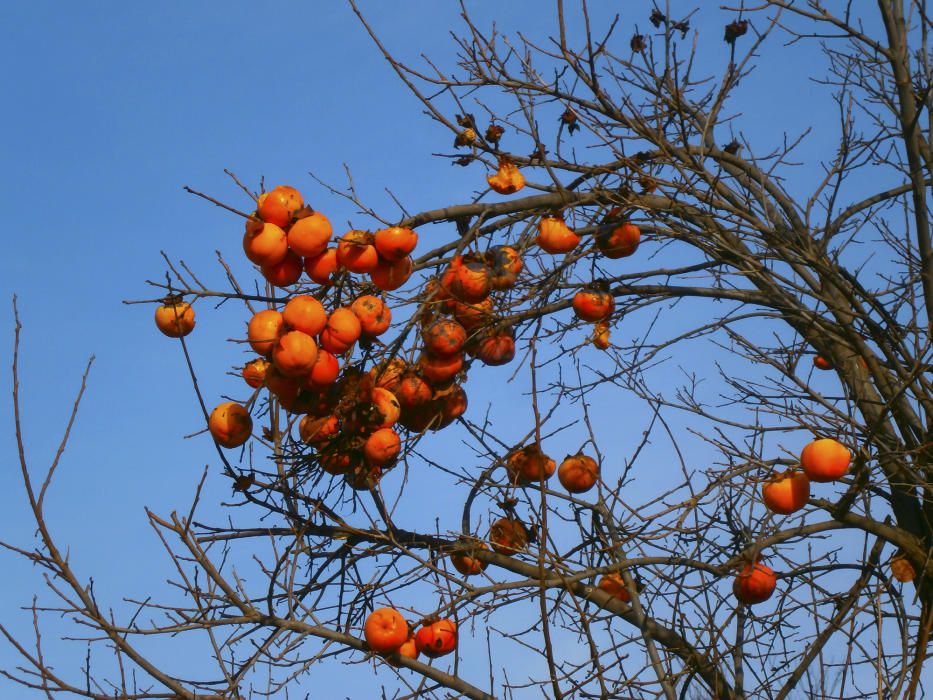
[572,288,615,322]
[557,454,599,493]
[374,226,418,262]
[489,517,529,555]
[298,414,340,445]
[489,245,523,290]
[598,573,631,602]
[592,321,611,350]
[433,384,468,429]
[364,428,402,467]
[243,221,288,267]
[423,319,467,357]
[364,608,409,654]
[337,230,379,273]
[260,249,303,288]
[441,255,491,303]
[256,186,303,227]
[271,330,318,378]
[242,358,270,388]
[891,551,916,582]
[264,366,300,406]
[287,211,332,258]
[370,358,407,393]
[506,445,556,485]
[370,255,413,291]
[304,248,340,286]
[305,349,340,390]
[319,307,361,355]
[451,542,489,576]
[414,619,457,658]
[247,309,285,356]
[154,298,195,338]
[471,328,516,366]
[537,216,581,254]
[761,470,810,515]
[394,372,433,410]
[282,296,327,337]
[597,221,640,258]
[370,387,401,429]
[452,298,493,331]
[800,438,851,482]
[208,402,252,449]
[732,562,777,605]
[351,295,391,337]
[387,633,420,666]
[418,352,463,386]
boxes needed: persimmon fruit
[247,309,285,356]
[598,573,631,602]
[242,358,270,388]
[374,226,418,261]
[487,159,525,194]
[271,330,318,378]
[154,298,195,338]
[208,402,252,449]
[732,562,777,605]
[489,517,529,555]
[761,470,810,515]
[287,210,332,258]
[451,543,489,576]
[243,221,288,267]
[364,608,410,654]
[558,454,599,493]
[572,288,615,322]
[537,216,581,254]
[282,296,327,337]
[415,619,457,658]
[800,438,851,482]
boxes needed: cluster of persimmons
[151,157,870,662]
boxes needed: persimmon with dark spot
[208,402,252,449]
[423,319,467,357]
[414,619,457,658]
[351,295,391,337]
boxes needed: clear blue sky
[0,2,897,698]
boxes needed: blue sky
[1,2,913,697]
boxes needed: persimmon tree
[4,2,933,698]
